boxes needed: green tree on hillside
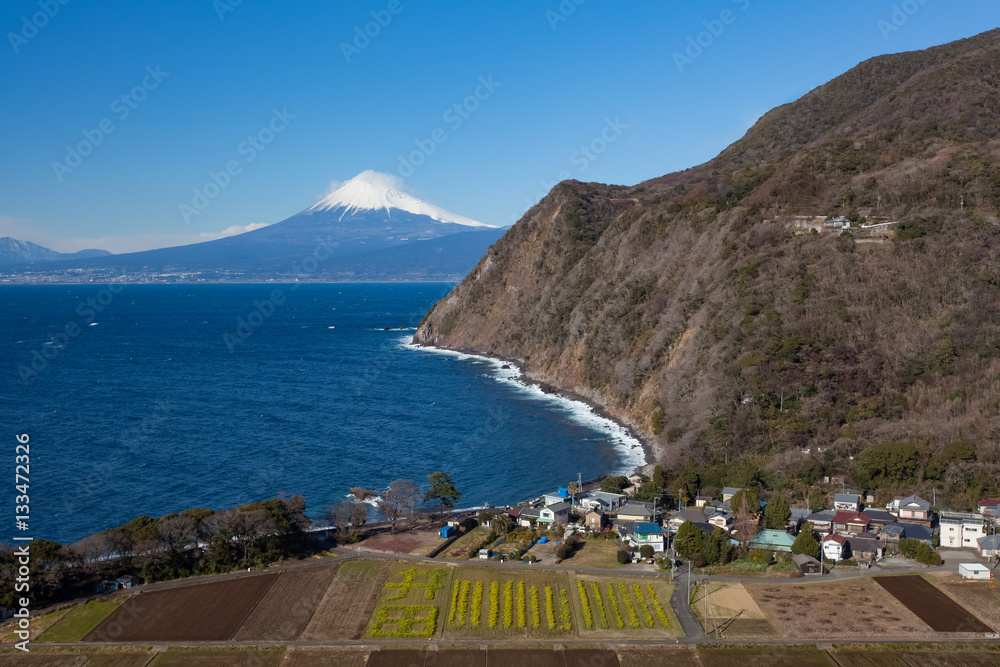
[791,522,821,559]
[675,521,703,559]
[601,475,631,494]
[424,472,461,510]
[763,494,791,530]
[729,487,760,515]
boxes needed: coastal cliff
[415,30,1000,503]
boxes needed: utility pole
[961,195,965,214]
[704,577,710,636]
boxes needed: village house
[833,493,862,511]
[585,509,606,532]
[846,535,884,560]
[822,533,848,561]
[537,502,571,525]
[792,553,823,575]
[616,501,659,523]
[576,490,627,513]
[518,506,542,528]
[788,508,812,533]
[694,495,713,508]
[861,508,897,532]
[668,509,707,533]
[939,511,987,549]
[977,498,1000,522]
[977,534,1000,559]
[623,522,666,552]
[542,489,574,506]
[832,510,871,535]
[722,487,742,502]
[887,495,932,526]
[706,510,734,532]
[748,529,796,553]
[807,509,836,534]
[880,522,933,544]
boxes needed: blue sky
[0,1,996,253]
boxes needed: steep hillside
[415,29,1000,509]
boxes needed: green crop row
[488,581,499,628]
[517,581,526,628]
[455,580,470,625]
[503,580,514,628]
[631,583,655,627]
[605,582,625,628]
[559,588,572,630]
[618,583,640,629]
[471,581,483,627]
[646,583,670,627]
[589,582,609,628]
[370,605,437,637]
[545,586,556,629]
[577,580,594,629]
[530,585,541,628]
[448,578,461,625]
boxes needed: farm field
[439,526,491,559]
[874,575,992,633]
[278,648,370,666]
[233,564,337,640]
[364,563,453,638]
[695,582,775,638]
[561,539,626,569]
[301,560,389,640]
[0,650,154,666]
[38,598,128,642]
[443,566,575,639]
[940,580,1000,631]
[576,576,679,638]
[84,572,279,642]
[0,607,69,642]
[697,645,834,666]
[149,647,285,667]
[831,647,1000,666]
[357,528,442,555]
[365,649,427,667]
[747,578,931,639]
[617,646,703,667]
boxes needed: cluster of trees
[898,537,943,566]
[674,523,734,568]
[328,471,463,538]
[0,496,310,610]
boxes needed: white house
[834,493,861,511]
[822,533,847,561]
[940,511,986,548]
[623,522,666,553]
[977,534,1000,559]
[576,491,627,513]
[538,502,571,525]
[888,495,931,524]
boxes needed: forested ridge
[415,29,1000,510]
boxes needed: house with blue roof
[623,521,666,552]
[748,529,796,553]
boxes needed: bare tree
[378,478,420,533]
[328,501,353,541]
[733,503,759,548]
[210,509,275,565]
[69,533,116,578]
[349,502,369,536]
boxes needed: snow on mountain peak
[309,170,495,228]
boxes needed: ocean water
[1,283,644,544]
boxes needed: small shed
[439,525,455,539]
[792,553,822,575]
[478,549,491,560]
[959,563,993,580]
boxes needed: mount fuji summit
[7,171,508,282]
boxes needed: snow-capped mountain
[1,171,507,282]
[309,171,494,228]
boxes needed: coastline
[405,338,655,477]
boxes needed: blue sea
[1,283,644,544]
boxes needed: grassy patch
[37,598,127,642]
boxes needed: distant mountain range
[1,171,507,282]
[0,237,110,265]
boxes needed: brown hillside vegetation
[415,29,1000,509]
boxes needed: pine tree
[791,522,821,559]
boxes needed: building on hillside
[706,511,734,532]
[543,489,574,506]
[806,510,836,534]
[939,511,987,548]
[748,529,796,553]
[888,495,932,526]
[880,522,933,544]
[822,533,848,561]
[845,535,884,560]
[623,522,666,552]
[576,491,627,513]
[861,508,897,532]
[834,493,862,511]
[977,534,1000,559]
[695,495,713,508]
[722,487,742,502]
[977,499,1000,521]
[792,553,823,574]
[616,501,659,523]
[788,508,812,532]
[585,510,606,532]
[668,509,707,532]
[518,506,542,528]
[832,511,871,535]
[538,502,571,525]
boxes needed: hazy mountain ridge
[0,237,110,265]
[415,29,1000,507]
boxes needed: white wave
[345,493,383,507]
[404,340,647,475]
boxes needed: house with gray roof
[538,502,571,525]
[834,493,861,511]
